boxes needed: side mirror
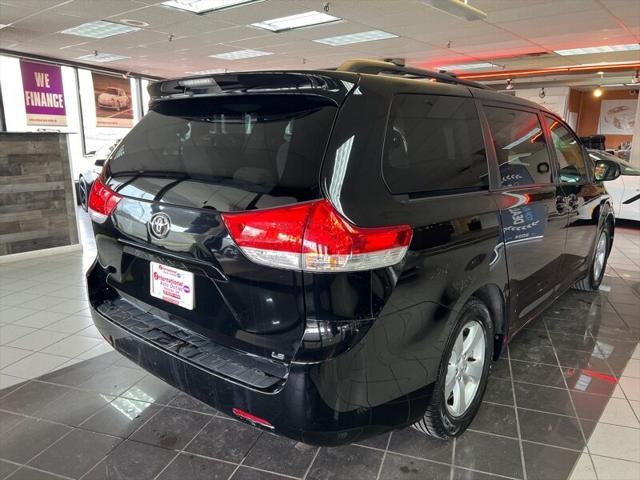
[94,159,106,167]
[594,160,621,182]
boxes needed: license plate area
[150,261,194,310]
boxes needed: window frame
[541,113,592,185]
[478,100,557,192]
[380,92,492,198]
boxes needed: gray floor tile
[120,375,180,405]
[79,398,161,438]
[513,382,575,416]
[157,453,236,480]
[379,452,451,480]
[76,365,146,396]
[0,382,68,416]
[83,440,176,480]
[0,417,71,463]
[243,433,318,477]
[510,359,566,388]
[0,459,18,480]
[167,392,218,415]
[522,442,582,480]
[185,417,261,463]
[28,428,121,478]
[387,427,452,463]
[230,467,290,480]
[4,467,63,480]
[33,388,112,426]
[455,430,523,479]
[131,406,210,450]
[306,445,384,480]
[470,402,518,438]
[517,409,585,450]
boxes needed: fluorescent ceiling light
[555,44,640,56]
[61,20,139,39]
[76,53,130,63]
[187,68,228,74]
[314,30,397,46]
[602,84,625,87]
[209,49,272,60]
[251,11,341,33]
[436,62,497,70]
[161,0,261,14]
[423,0,487,21]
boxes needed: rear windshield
[107,94,337,210]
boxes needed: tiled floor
[0,215,639,480]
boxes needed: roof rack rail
[336,59,491,90]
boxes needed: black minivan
[87,59,621,445]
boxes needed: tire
[412,297,494,439]
[573,227,610,291]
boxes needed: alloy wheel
[444,320,486,417]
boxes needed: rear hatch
[92,73,355,386]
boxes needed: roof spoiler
[336,59,491,90]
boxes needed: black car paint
[87,70,615,446]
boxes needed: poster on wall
[92,72,133,128]
[599,99,637,135]
[20,60,67,126]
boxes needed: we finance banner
[20,60,67,126]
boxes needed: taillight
[88,177,122,224]
[221,200,412,272]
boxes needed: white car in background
[589,150,640,222]
[97,87,130,111]
[78,140,121,210]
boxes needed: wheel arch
[470,284,507,361]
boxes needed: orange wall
[571,89,638,149]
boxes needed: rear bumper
[91,306,430,446]
[87,261,434,446]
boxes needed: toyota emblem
[149,212,171,239]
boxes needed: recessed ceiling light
[422,0,487,21]
[61,21,139,39]
[119,19,149,28]
[313,30,398,46]
[162,0,262,14]
[554,44,640,56]
[209,49,272,60]
[76,53,130,63]
[251,11,341,33]
[436,62,497,70]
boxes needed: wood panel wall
[0,132,79,256]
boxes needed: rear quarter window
[382,94,489,195]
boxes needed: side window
[545,117,588,184]
[484,106,553,187]
[382,94,488,195]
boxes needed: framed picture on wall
[599,99,637,135]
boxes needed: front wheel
[573,228,610,291]
[412,297,494,439]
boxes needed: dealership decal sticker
[20,60,67,126]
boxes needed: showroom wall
[0,54,153,179]
[574,88,639,149]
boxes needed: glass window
[545,117,588,184]
[107,94,337,206]
[484,106,552,187]
[382,94,488,194]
